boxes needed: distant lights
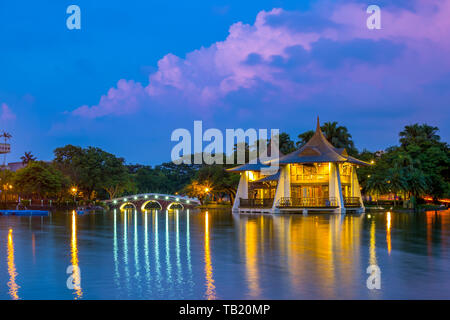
[144,195,148,199]
[176,198,179,201]
[113,200,117,204]
[187,200,190,204]
[134,196,138,200]
[165,196,169,200]
[123,198,128,202]
[155,195,158,199]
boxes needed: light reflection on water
[1,209,450,299]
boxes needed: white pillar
[233,171,249,212]
[329,163,345,214]
[272,165,289,212]
[351,167,365,212]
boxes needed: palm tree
[399,124,440,147]
[296,130,314,148]
[386,166,408,207]
[404,168,428,211]
[21,151,37,165]
[297,122,357,155]
[365,174,389,206]
[1,132,12,167]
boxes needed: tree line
[0,122,448,207]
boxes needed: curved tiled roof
[226,160,271,172]
[277,117,371,166]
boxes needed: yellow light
[204,187,210,193]
[370,160,375,164]
[7,229,19,300]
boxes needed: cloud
[1,103,16,121]
[70,0,450,124]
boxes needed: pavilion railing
[277,197,338,208]
[344,197,361,207]
[239,198,274,208]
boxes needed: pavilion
[228,118,370,214]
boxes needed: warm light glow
[204,187,210,193]
[370,160,375,164]
[204,212,216,299]
[7,229,20,300]
[370,219,377,266]
[386,212,392,255]
[70,211,83,299]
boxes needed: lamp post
[71,187,78,206]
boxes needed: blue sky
[1,0,449,165]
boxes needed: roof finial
[316,116,321,132]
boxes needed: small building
[228,118,370,214]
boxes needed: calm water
[1,208,450,300]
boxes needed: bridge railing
[105,193,201,205]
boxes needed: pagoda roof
[226,160,271,172]
[277,117,371,166]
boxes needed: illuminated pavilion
[228,118,370,214]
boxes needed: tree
[276,132,296,155]
[365,174,388,206]
[385,166,408,207]
[183,180,212,205]
[404,167,428,211]
[399,124,440,148]
[21,151,37,165]
[102,155,131,199]
[194,164,240,204]
[321,121,357,155]
[297,130,314,148]
[53,145,131,200]
[13,161,69,200]
[296,122,357,155]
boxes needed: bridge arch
[167,202,184,210]
[140,200,163,211]
[120,202,137,211]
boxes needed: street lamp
[70,187,78,205]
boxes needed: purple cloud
[70,0,450,127]
[1,103,16,121]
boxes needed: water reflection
[2,209,450,299]
[7,229,20,300]
[386,212,391,255]
[70,211,83,299]
[204,212,216,299]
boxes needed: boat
[76,205,105,215]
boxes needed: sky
[0,0,449,165]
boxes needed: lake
[1,208,449,299]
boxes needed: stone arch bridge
[105,193,201,211]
